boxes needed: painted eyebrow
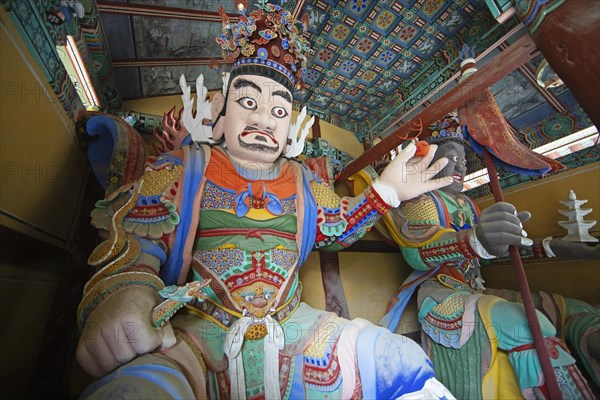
[272,90,292,104]
[232,78,262,93]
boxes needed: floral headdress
[217,0,311,92]
[425,112,466,144]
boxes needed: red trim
[457,229,478,259]
[507,336,566,358]
[424,313,462,330]
[365,185,392,214]
[128,204,171,218]
[197,228,296,241]
[224,252,285,291]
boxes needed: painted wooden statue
[357,114,596,399]
[75,2,457,398]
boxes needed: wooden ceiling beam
[97,1,239,22]
[112,58,226,68]
[336,34,538,182]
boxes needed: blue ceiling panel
[350,36,379,58]
[335,59,360,78]
[373,48,401,69]
[343,0,377,23]
[369,5,403,37]
[312,47,339,69]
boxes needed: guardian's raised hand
[378,141,454,203]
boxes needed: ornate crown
[217,0,311,92]
[425,112,465,144]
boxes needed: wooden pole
[482,148,562,399]
[319,252,350,319]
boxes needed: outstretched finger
[424,157,449,176]
[395,141,417,163]
[484,211,522,226]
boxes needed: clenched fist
[475,202,533,257]
[76,286,176,377]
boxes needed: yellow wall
[0,14,87,249]
[299,251,419,332]
[476,162,600,305]
[477,162,600,238]
[124,93,183,117]
[317,119,365,158]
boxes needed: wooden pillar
[319,251,350,319]
[515,0,600,128]
[312,115,321,139]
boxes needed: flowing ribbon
[224,315,285,400]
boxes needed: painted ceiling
[97,0,584,143]
[2,0,595,195]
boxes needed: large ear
[211,92,226,141]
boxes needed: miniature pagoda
[558,190,599,242]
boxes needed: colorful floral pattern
[270,248,299,274]
[351,0,369,14]
[376,10,394,30]
[199,248,245,277]
[332,24,350,42]
[399,25,417,42]
[356,38,374,53]
[317,48,334,63]
[379,50,395,64]
[200,181,236,210]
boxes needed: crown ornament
[425,112,466,144]
[217,0,311,91]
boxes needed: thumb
[159,323,177,350]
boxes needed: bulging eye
[264,292,272,300]
[271,106,288,118]
[451,155,459,162]
[238,97,257,110]
[243,294,254,302]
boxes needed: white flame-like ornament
[179,74,214,143]
[284,106,314,158]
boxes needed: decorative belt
[507,336,565,359]
[185,282,302,330]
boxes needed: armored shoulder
[91,151,185,239]
[400,193,441,226]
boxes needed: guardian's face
[432,141,467,193]
[222,75,293,165]
[231,282,279,319]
